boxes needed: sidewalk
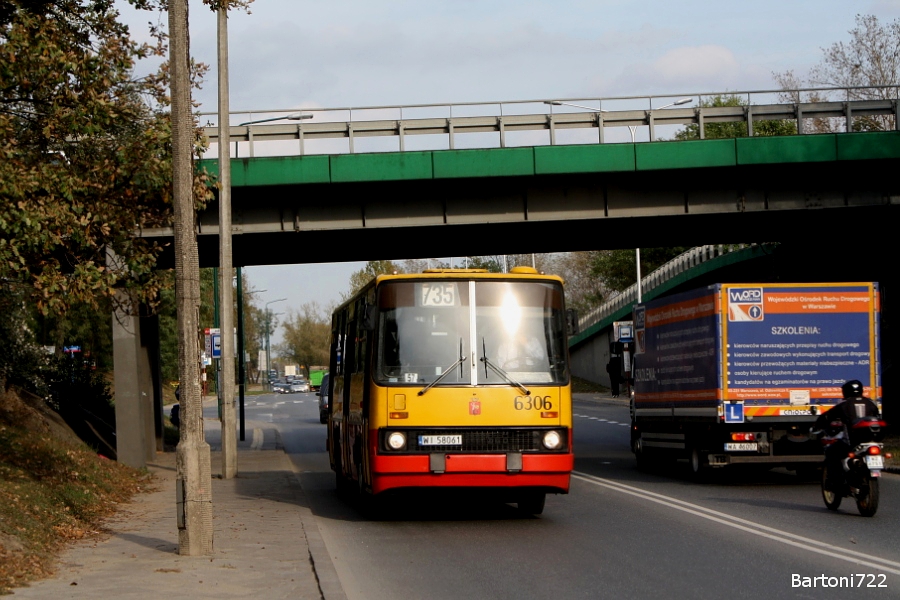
[11,417,342,599]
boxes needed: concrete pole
[217,4,237,480]
[170,0,213,556]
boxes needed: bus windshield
[375,280,568,387]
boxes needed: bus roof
[335,267,565,314]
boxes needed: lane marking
[250,427,264,450]
[573,471,900,574]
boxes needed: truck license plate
[865,455,884,469]
[418,435,462,446]
[724,443,758,451]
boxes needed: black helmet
[841,380,864,399]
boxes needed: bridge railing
[575,244,763,334]
[200,86,899,158]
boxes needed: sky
[115,0,900,343]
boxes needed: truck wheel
[689,447,709,481]
[821,465,843,511]
[856,474,879,517]
[634,437,652,472]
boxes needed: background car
[289,379,309,393]
[317,373,330,424]
[272,380,290,394]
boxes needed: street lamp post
[545,97,692,142]
[217,2,237,480]
[264,298,286,388]
[235,112,314,158]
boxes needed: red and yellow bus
[326,266,573,514]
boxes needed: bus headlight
[542,430,563,450]
[386,431,406,451]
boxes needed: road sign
[724,402,744,423]
[211,333,222,359]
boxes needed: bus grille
[393,428,566,453]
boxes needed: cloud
[868,0,900,16]
[610,45,741,92]
[183,7,677,110]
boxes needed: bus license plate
[865,455,884,469]
[419,435,462,446]
[724,443,758,451]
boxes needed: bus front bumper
[371,452,573,495]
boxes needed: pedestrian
[606,356,622,397]
[170,385,181,428]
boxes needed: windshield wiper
[419,339,466,396]
[480,338,530,396]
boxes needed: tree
[672,95,797,141]
[775,14,900,131]
[279,302,331,371]
[1,1,173,314]
[346,260,404,297]
[463,256,503,272]
[590,247,691,293]
[546,251,605,314]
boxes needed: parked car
[289,379,309,393]
[317,373,330,424]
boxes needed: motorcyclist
[813,380,880,488]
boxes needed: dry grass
[0,395,148,594]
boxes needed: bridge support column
[112,303,160,468]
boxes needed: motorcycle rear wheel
[856,474,880,517]
[821,465,843,511]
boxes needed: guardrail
[200,86,899,157]
[575,244,769,334]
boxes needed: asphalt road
[207,393,900,599]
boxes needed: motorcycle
[815,416,889,517]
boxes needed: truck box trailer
[630,282,881,475]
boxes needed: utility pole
[217,3,237,480]
[170,0,213,556]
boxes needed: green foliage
[0,286,48,392]
[44,355,116,455]
[590,247,691,292]
[672,95,797,141]
[279,302,331,371]
[0,0,215,317]
[464,256,503,272]
[346,260,404,297]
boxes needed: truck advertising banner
[633,286,720,407]
[723,283,880,403]
[633,283,880,411]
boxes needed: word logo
[728,287,764,322]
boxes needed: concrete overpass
[141,96,900,268]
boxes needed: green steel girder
[198,130,900,186]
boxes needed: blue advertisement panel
[723,283,879,404]
[633,286,720,408]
